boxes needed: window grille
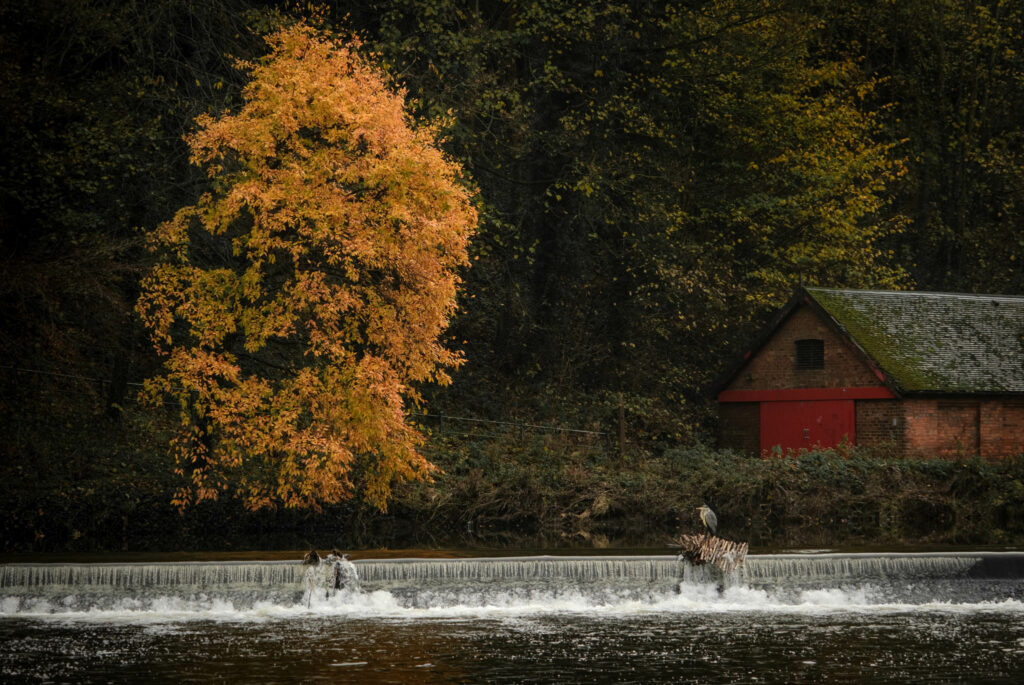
[795,339,824,369]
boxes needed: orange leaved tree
[137,23,476,512]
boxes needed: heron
[696,504,717,536]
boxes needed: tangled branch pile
[672,534,748,573]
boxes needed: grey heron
[696,504,717,536]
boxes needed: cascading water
[2,553,1022,618]
[3,553,1023,682]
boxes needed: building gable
[722,304,886,395]
[716,299,894,455]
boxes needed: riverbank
[390,440,1024,549]
[3,441,1023,553]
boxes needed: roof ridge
[804,286,1024,301]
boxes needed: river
[2,552,1023,682]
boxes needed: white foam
[3,555,1023,624]
[3,580,1021,625]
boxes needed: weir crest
[2,553,1020,592]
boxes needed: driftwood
[672,533,748,574]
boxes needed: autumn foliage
[137,23,476,511]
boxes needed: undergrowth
[4,435,1023,553]
[390,438,1024,550]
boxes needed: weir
[744,553,980,582]
[2,556,1022,683]
[353,556,679,586]
[0,560,306,590]
[2,553,1022,617]
[2,553,1022,593]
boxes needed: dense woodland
[3,0,1024,552]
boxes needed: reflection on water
[2,553,1024,683]
[4,612,1024,683]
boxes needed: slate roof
[805,287,1024,394]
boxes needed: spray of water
[1,554,1022,623]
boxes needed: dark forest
[3,0,1023,552]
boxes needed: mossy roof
[805,287,1024,393]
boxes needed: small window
[795,339,824,370]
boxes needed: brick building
[713,287,1024,457]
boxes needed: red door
[760,400,855,454]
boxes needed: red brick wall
[979,401,1024,457]
[902,398,1024,457]
[855,399,902,452]
[902,399,978,456]
[725,305,884,392]
[718,403,760,453]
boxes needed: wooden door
[760,400,855,454]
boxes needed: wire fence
[1,365,608,443]
[0,364,146,389]
[409,411,606,444]
[0,365,177,407]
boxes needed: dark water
[2,554,1024,683]
[4,612,1024,683]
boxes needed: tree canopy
[136,23,477,511]
[358,0,907,437]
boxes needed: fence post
[618,393,626,459]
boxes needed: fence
[1,365,608,446]
[410,411,604,440]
